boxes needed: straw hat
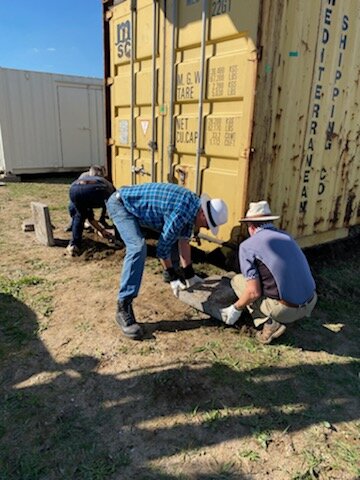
[239,200,280,222]
[200,193,228,235]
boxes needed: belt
[279,294,315,308]
[77,180,98,185]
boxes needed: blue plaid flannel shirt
[119,183,201,259]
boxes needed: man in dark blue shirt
[221,201,317,344]
[107,182,228,340]
[66,173,115,256]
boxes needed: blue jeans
[69,183,109,248]
[106,192,147,303]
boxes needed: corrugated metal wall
[0,68,106,175]
[251,0,360,246]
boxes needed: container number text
[212,0,231,17]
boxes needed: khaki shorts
[231,274,317,327]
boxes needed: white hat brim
[200,193,219,236]
[239,215,280,222]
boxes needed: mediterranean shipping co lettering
[299,0,349,214]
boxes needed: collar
[254,223,276,234]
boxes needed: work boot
[115,301,143,340]
[256,319,286,345]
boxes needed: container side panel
[250,0,360,245]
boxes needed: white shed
[0,67,105,176]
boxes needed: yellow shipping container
[103,0,360,250]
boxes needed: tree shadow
[1,293,359,479]
[0,293,58,384]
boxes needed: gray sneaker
[256,319,286,344]
[116,301,143,340]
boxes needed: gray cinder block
[31,202,55,246]
[178,273,238,321]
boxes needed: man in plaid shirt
[107,182,228,340]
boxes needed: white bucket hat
[200,193,228,236]
[239,200,280,222]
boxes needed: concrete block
[22,219,35,232]
[31,202,55,246]
[178,273,238,321]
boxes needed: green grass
[0,275,43,298]
[333,439,360,477]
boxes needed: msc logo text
[115,21,131,59]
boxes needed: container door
[165,0,260,245]
[106,0,260,245]
[57,85,93,169]
[106,0,163,186]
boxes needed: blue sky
[0,0,103,78]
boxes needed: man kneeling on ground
[220,201,317,344]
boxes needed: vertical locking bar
[130,0,137,184]
[194,0,207,195]
[150,0,158,181]
[167,0,177,182]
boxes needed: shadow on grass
[1,292,359,479]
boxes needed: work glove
[220,304,243,326]
[165,267,186,298]
[182,264,204,288]
[170,279,186,298]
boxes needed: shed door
[57,85,92,169]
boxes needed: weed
[74,450,131,478]
[138,344,157,356]
[76,321,93,333]
[235,337,259,353]
[238,449,260,461]
[254,430,272,449]
[203,409,223,428]
[32,293,54,318]
[211,459,237,478]
[193,341,221,356]
[190,404,199,417]
[299,449,322,479]
[0,275,43,299]
[333,440,360,476]
[117,345,130,354]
